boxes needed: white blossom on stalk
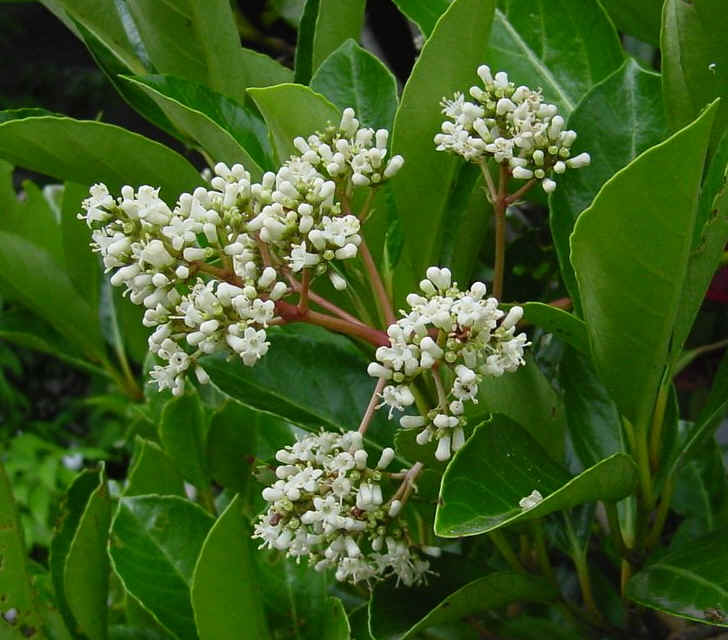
[367,266,530,461]
[435,65,590,194]
[253,430,431,587]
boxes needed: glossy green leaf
[391,0,495,286]
[570,102,718,431]
[248,84,340,164]
[200,325,397,455]
[600,0,663,46]
[550,59,668,311]
[63,468,112,640]
[0,116,201,197]
[390,0,451,37]
[237,47,294,89]
[486,2,624,115]
[294,0,366,84]
[672,442,726,527]
[205,402,259,494]
[0,461,43,635]
[627,527,728,627]
[435,416,637,537]
[50,469,104,637]
[522,302,587,355]
[662,0,728,148]
[121,75,273,177]
[560,348,625,471]
[469,358,567,461]
[159,392,209,490]
[310,39,398,130]
[109,496,214,640]
[671,132,728,356]
[125,437,185,498]
[369,571,556,639]
[191,496,268,640]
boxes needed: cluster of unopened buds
[253,430,434,586]
[368,267,529,461]
[435,65,590,194]
[78,108,404,395]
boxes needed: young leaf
[626,527,728,627]
[63,467,112,640]
[248,84,340,164]
[570,101,718,432]
[0,461,44,636]
[109,496,214,640]
[369,571,557,640]
[390,0,495,289]
[125,437,185,498]
[190,496,269,640]
[159,391,209,490]
[0,115,202,196]
[486,1,624,115]
[310,39,398,130]
[390,0,451,38]
[294,0,366,84]
[662,0,728,148]
[120,75,274,178]
[550,59,668,311]
[435,416,637,537]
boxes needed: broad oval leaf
[626,527,728,627]
[662,0,728,149]
[0,115,201,197]
[570,102,718,431]
[109,496,214,640]
[390,0,451,37]
[600,0,663,46]
[311,39,398,131]
[522,302,587,355]
[486,2,624,115]
[191,496,268,640]
[369,570,557,640]
[550,59,668,311]
[120,74,274,177]
[125,436,185,498]
[391,0,495,288]
[248,84,340,164]
[435,415,637,537]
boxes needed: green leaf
[550,59,668,311]
[522,302,587,355]
[0,461,44,636]
[310,39,398,130]
[569,101,718,431]
[237,47,294,89]
[120,74,273,178]
[205,402,259,494]
[190,496,268,640]
[560,348,626,471]
[109,496,214,640]
[63,467,112,640]
[200,325,397,456]
[671,132,728,355]
[435,415,637,537]
[294,0,366,84]
[390,0,451,37]
[0,115,201,197]
[248,84,340,165]
[50,469,104,637]
[626,527,728,627]
[469,358,567,461]
[369,571,557,639]
[661,0,728,149]
[600,0,663,46]
[159,392,209,490]
[125,436,185,498]
[390,0,495,288]
[486,2,624,115]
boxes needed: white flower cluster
[367,267,529,461]
[434,65,590,193]
[253,430,432,586]
[78,108,405,393]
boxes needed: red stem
[358,238,396,328]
